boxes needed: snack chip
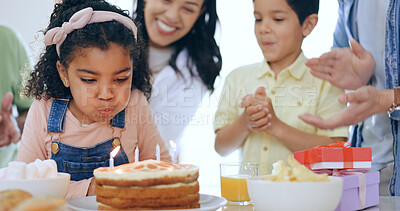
[262,156,329,182]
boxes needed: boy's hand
[241,103,272,132]
[240,87,279,133]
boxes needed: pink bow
[44,7,138,57]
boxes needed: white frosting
[94,159,198,181]
[102,181,198,189]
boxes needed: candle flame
[111,146,121,158]
[169,140,176,150]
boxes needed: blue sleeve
[332,0,349,48]
[333,0,351,48]
[333,0,360,49]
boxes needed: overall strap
[110,109,125,129]
[47,97,125,132]
[47,98,70,133]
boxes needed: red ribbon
[313,169,368,209]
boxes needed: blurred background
[0,0,339,195]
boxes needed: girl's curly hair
[23,0,151,100]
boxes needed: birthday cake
[93,159,200,210]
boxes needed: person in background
[300,0,400,196]
[0,24,33,168]
[17,0,171,199]
[214,0,348,175]
[133,0,222,155]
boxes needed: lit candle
[135,146,139,163]
[156,144,160,161]
[169,140,177,164]
[110,146,120,169]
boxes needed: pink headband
[44,7,138,57]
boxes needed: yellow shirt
[214,53,349,175]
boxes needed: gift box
[335,171,380,211]
[294,142,372,170]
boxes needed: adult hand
[0,92,21,147]
[299,86,393,129]
[305,39,375,90]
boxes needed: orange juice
[220,175,250,202]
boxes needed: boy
[214,0,348,175]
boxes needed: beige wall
[0,0,132,64]
[0,0,55,63]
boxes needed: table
[200,186,400,211]
[216,196,400,211]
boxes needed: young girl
[133,0,222,151]
[17,0,171,199]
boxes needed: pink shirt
[17,90,171,199]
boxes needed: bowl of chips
[247,156,343,211]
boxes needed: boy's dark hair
[286,0,319,25]
[24,0,151,100]
[134,0,222,92]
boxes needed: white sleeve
[149,56,207,145]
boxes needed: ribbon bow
[44,7,138,57]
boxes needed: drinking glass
[220,162,258,205]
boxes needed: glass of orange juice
[220,162,258,205]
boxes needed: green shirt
[0,24,33,110]
[0,24,33,168]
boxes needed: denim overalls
[47,98,129,181]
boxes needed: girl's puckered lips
[98,108,114,115]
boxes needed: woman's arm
[17,100,47,163]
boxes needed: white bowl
[247,176,343,211]
[0,173,70,198]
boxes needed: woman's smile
[156,19,177,35]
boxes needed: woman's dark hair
[134,0,222,91]
[24,0,151,100]
[286,0,319,25]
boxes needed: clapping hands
[240,86,281,135]
[305,39,375,90]
[299,86,392,129]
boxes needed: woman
[133,0,222,153]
